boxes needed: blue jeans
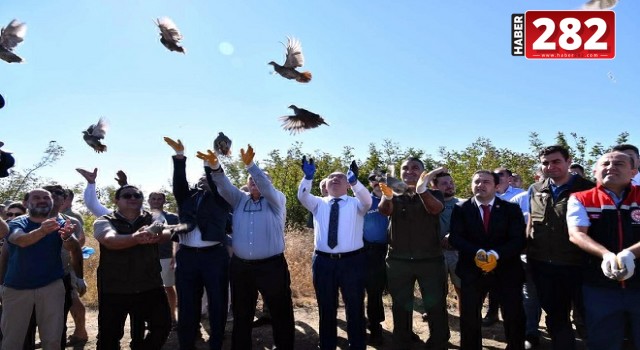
[582,285,640,350]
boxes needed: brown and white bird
[213,132,232,156]
[0,19,27,63]
[268,36,312,83]
[156,17,185,54]
[83,117,109,153]
[280,105,328,134]
[582,0,618,9]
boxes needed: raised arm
[197,149,245,208]
[297,156,322,213]
[77,168,110,217]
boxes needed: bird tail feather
[296,71,312,83]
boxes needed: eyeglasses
[243,199,262,212]
[51,190,66,197]
[5,211,24,217]
[120,193,143,200]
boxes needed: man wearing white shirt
[298,157,371,350]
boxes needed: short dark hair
[43,184,66,198]
[403,157,424,170]
[7,201,26,213]
[474,170,500,185]
[538,145,570,160]
[612,144,640,158]
[64,189,74,200]
[149,192,166,200]
[569,163,584,173]
[494,167,512,177]
[432,172,452,186]
[115,185,142,200]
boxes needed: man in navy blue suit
[450,170,526,350]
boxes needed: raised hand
[196,150,220,169]
[301,156,316,180]
[114,170,128,187]
[240,145,255,166]
[347,160,359,185]
[379,182,393,200]
[76,168,98,184]
[163,137,184,154]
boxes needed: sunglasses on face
[120,193,143,200]
[51,190,66,197]
[5,211,24,217]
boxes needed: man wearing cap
[363,171,390,345]
[165,137,232,350]
[378,158,449,350]
[298,157,371,350]
[198,145,295,350]
[93,185,172,349]
[0,188,80,350]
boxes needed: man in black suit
[450,170,526,350]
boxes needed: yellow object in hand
[379,182,393,199]
[240,144,255,166]
[196,150,219,168]
[163,137,184,152]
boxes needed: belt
[180,243,222,252]
[315,247,365,259]
[233,253,284,265]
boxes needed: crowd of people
[1,141,640,350]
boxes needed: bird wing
[283,36,304,68]
[280,108,327,134]
[91,117,109,139]
[157,17,183,43]
[0,19,27,51]
[583,0,618,9]
[385,176,408,195]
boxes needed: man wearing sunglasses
[93,185,172,349]
[165,137,232,350]
[0,188,79,350]
[198,144,295,350]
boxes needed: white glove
[601,252,617,279]
[487,250,500,260]
[74,277,87,297]
[615,249,636,281]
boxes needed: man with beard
[0,188,79,350]
[378,158,449,350]
[450,171,526,350]
[431,171,462,315]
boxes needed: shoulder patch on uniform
[631,209,640,223]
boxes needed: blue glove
[301,156,316,180]
[347,160,359,185]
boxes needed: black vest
[98,211,163,294]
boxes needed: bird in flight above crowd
[582,0,618,9]
[0,19,27,63]
[280,105,328,134]
[269,36,312,83]
[213,132,232,156]
[156,17,185,54]
[83,117,109,153]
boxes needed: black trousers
[460,273,525,350]
[97,287,171,350]
[230,254,295,350]
[364,242,388,331]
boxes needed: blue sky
[1,0,638,193]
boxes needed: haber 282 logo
[512,11,615,59]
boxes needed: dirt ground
[60,301,587,350]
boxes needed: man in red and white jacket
[567,151,640,350]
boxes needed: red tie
[481,204,491,233]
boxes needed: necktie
[328,198,341,249]
[481,204,491,233]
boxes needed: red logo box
[524,10,615,59]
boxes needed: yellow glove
[240,144,255,166]
[164,137,184,154]
[474,249,488,269]
[379,182,393,199]
[196,150,220,170]
[481,254,498,273]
